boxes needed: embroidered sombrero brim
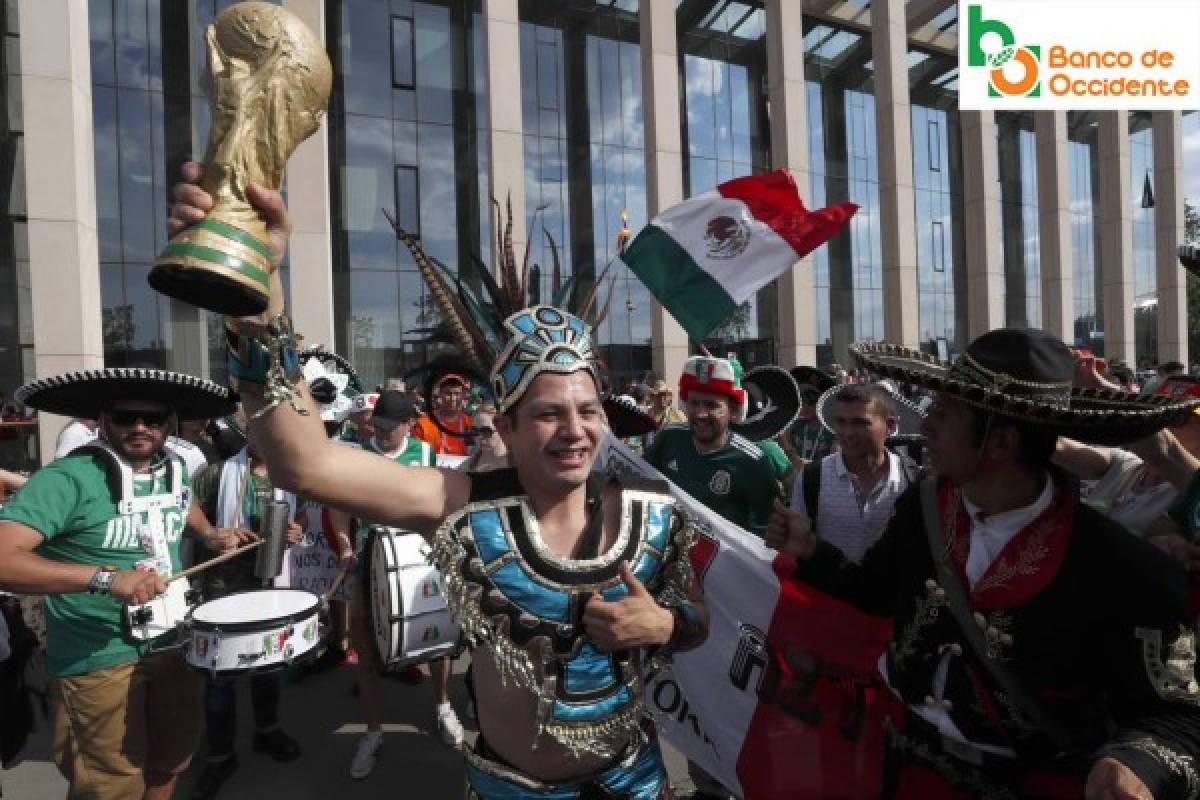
[299,346,364,394]
[603,394,657,438]
[731,366,801,443]
[16,368,237,421]
[850,342,1199,446]
[814,380,926,443]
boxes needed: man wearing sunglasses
[0,368,235,800]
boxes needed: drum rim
[187,588,320,633]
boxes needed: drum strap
[572,472,610,560]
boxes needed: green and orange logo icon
[968,5,1041,97]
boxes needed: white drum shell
[184,589,322,675]
[370,528,460,668]
[125,576,194,642]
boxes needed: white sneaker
[436,706,465,748]
[350,730,384,780]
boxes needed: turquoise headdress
[384,199,614,418]
[491,305,599,413]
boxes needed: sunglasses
[473,426,495,438]
[108,409,171,427]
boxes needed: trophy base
[150,216,274,316]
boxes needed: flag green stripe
[622,224,736,341]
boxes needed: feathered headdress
[384,199,652,434]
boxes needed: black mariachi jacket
[795,475,1200,800]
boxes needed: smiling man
[645,356,781,540]
[167,167,708,800]
[0,368,236,800]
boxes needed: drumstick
[169,539,264,583]
[323,564,351,601]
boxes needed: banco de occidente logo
[967,5,1040,98]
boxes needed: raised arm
[1052,436,1114,481]
[167,162,470,530]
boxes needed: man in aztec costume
[167,173,708,799]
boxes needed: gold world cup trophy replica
[149,2,332,316]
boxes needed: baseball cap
[371,390,417,431]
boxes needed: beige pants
[51,651,203,800]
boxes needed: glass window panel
[342,0,391,117]
[391,16,414,89]
[348,270,402,386]
[114,0,150,90]
[90,0,117,87]
[116,88,156,264]
[416,121,457,267]
[394,165,419,236]
[414,2,452,125]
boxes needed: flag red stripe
[716,169,858,258]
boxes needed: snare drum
[184,589,322,676]
[369,528,460,668]
[125,577,197,642]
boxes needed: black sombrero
[1181,245,1200,280]
[16,368,237,421]
[731,366,801,442]
[604,394,657,438]
[790,366,836,395]
[850,328,1199,446]
[814,380,925,444]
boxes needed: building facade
[1,0,1197,463]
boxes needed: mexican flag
[596,437,898,799]
[621,170,857,341]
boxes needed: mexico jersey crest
[709,469,732,496]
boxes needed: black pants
[204,673,281,758]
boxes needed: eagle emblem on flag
[704,215,750,259]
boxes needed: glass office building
[4,0,1198,461]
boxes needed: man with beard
[168,166,708,800]
[0,368,235,800]
[768,329,1200,799]
[643,355,779,800]
[645,356,780,539]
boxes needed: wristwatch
[88,566,118,595]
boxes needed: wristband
[88,566,118,595]
[225,315,307,419]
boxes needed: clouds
[1184,114,1200,207]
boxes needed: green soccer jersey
[0,451,191,677]
[356,436,436,572]
[645,425,781,537]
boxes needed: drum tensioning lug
[130,606,154,626]
[185,588,203,605]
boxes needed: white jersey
[53,420,98,459]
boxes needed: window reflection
[996,112,1041,328]
[680,1,769,358]
[806,20,882,368]
[1067,112,1103,353]
[331,0,486,389]
[519,0,647,383]
[1130,112,1157,365]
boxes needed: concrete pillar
[166,301,209,377]
[960,110,1003,339]
[283,0,337,349]
[483,0,527,268]
[871,0,919,347]
[1097,111,1135,364]
[17,0,104,464]
[766,0,815,368]
[1034,111,1073,343]
[1152,111,1187,365]
[641,0,688,385]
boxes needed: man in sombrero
[769,328,1200,800]
[0,367,236,800]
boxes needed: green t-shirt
[0,451,191,677]
[759,439,792,482]
[645,425,781,537]
[356,436,436,573]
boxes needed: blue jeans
[203,673,280,758]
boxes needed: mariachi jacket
[795,473,1200,800]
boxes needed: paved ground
[2,653,694,799]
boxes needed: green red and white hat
[679,356,748,422]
